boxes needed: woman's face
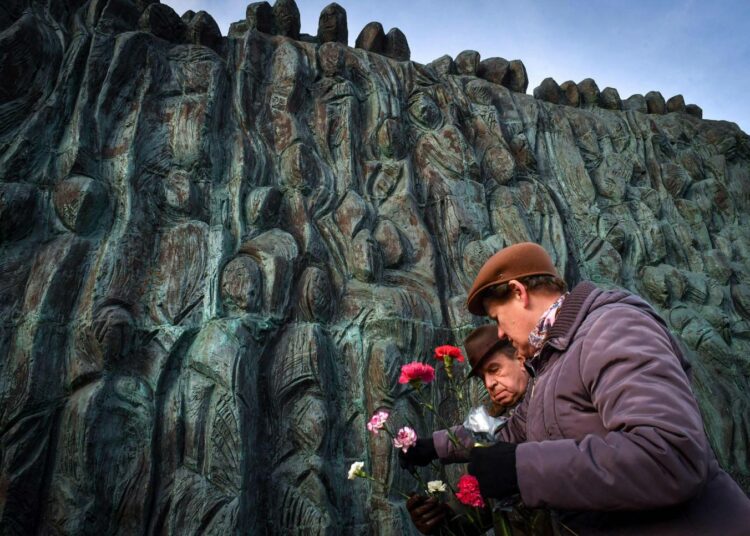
[483,283,539,359]
[480,351,528,407]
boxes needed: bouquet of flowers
[348,344,502,534]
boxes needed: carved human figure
[151,319,259,533]
[408,90,487,295]
[317,2,347,44]
[335,281,440,532]
[364,339,426,533]
[365,116,436,283]
[0,176,105,531]
[41,303,155,534]
[263,266,337,535]
[267,41,313,155]
[148,253,267,533]
[462,81,568,279]
[314,42,364,197]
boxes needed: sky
[164,0,750,134]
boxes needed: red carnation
[398,362,436,385]
[456,474,485,508]
[434,345,465,362]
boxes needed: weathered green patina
[1,1,749,534]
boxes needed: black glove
[406,494,450,535]
[467,441,519,499]
[399,437,438,468]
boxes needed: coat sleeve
[516,305,710,511]
[435,395,529,463]
[433,426,474,463]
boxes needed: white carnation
[427,480,447,494]
[348,461,365,480]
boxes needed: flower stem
[361,475,411,500]
[493,511,513,536]
[406,465,429,492]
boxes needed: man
[461,241,750,534]
[403,325,530,534]
[469,326,528,411]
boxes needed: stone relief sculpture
[1,1,749,534]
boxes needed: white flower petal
[348,461,365,480]
[427,480,447,493]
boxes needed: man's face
[483,294,536,358]
[480,351,528,407]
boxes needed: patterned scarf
[528,293,568,357]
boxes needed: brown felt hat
[466,242,560,316]
[464,324,512,377]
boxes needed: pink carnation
[434,345,465,362]
[456,474,485,508]
[392,426,417,453]
[398,362,435,385]
[366,410,389,435]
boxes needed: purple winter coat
[516,281,750,534]
[438,282,750,534]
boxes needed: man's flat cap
[466,242,559,315]
[465,324,512,377]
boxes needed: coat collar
[531,281,599,368]
[548,282,598,343]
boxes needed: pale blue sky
[165,0,750,133]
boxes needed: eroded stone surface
[355,21,385,53]
[667,94,687,113]
[687,103,704,118]
[534,77,561,104]
[599,87,622,110]
[506,59,528,93]
[624,93,648,113]
[384,27,409,61]
[185,10,222,51]
[246,1,273,32]
[455,49,480,75]
[427,54,455,76]
[477,56,509,86]
[560,80,580,107]
[53,174,109,235]
[646,90,667,114]
[139,3,186,43]
[577,78,600,106]
[0,182,37,242]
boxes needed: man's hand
[468,441,519,499]
[399,437,438,468]
[406,494,450,535]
